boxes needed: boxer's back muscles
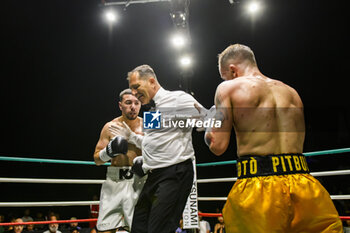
[213,75,305,157]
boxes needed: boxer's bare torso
[94,116,143,166]
[211,75,305,157]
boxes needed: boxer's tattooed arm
[214,91,227,123]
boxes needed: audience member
[344,220,350,233]
[175,219,187,233]
[12,219,24,233]
[213,216,225,233]
[70,227,79,233]
[43,215,61,233]
[198,211,210,233]
[23,224,34,233]
[22,210,33,223]
[34,212,45,230]
[0,215,5,233]
[68,218,81,232]
[7,218,16,232]
[88,195,99,231]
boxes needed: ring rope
[1,148,348,225]
[0,156,109,166]
[197,213,350,221]
[1,215,349,226]
[1,194,349,207]
[0,178,105,184]
[196,147,350,167]
[197,169,350,183]
[0,219,98,226]
[1,169,349,184]
[0,147,349,167]
[197,195,350,201]
[0,201,99,207]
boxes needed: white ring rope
[0,178,104,184]
[3,169,349,184]
[198,177,237,183]
[197,169,350,183]
[310,170,350,177]
[331,195,350,200]
[198,197,228,201]
[198,195,350,201]
[0,201,100,207]
[1,169,349,207]
[1,195,350,207]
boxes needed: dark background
[1,0,349,224]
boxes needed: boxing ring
[1,147,350,226]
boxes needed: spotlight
[180,56,192,67]
[247,1,260,14]
[171,34,186,48]
[104,10,118,23]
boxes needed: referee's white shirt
[142,87,199,171]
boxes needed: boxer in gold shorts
[203,44,343,233]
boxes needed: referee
[126,64,200,233]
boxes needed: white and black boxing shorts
[97,166,146,231]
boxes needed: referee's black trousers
[131,159,194,233]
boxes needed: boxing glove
[99,136,128,162]
[204,129,212,147]
[195,104,217,132]
[106,136,128,156]
[131,156,146,177]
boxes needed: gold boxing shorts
[222,154,343,233]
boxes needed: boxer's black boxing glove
[99,136,128,162]
[106,136,128,157]
[131,156,146,177]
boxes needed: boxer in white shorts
[93,89,146,233]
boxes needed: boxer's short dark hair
[119,88,133,102]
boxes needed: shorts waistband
[237,154,309,179]
[106,166,133,181]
